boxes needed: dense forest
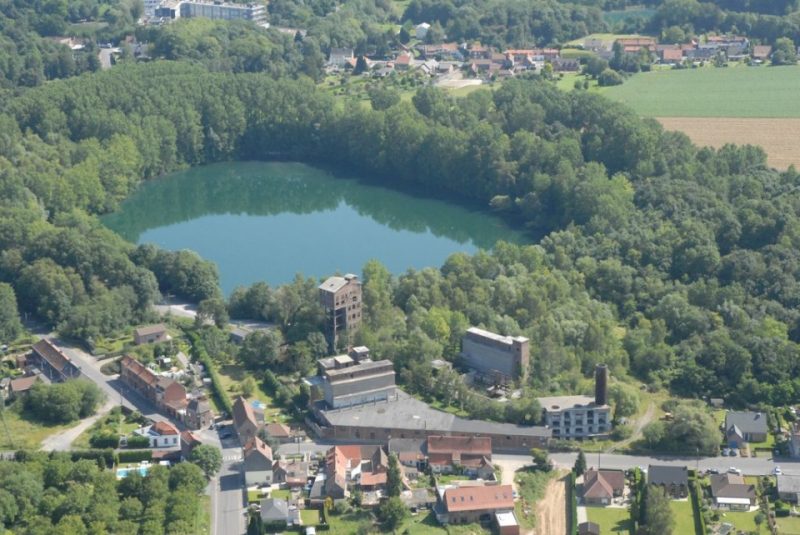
[0,452,211,534]
[0,57,799,411]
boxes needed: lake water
[102,162,529,295]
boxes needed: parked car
[707,468,720,475]
[773,466,782,475]
[728,467,742,475]
[730,449,738,457]
[220,430,233,439]
[722,448,730,456]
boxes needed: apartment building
[155,1,267,24]
[538,365,611,439]
[460,327,529,382]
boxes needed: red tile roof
[427,435,492,456]
[244,436,273,460]
[9,375,40,393]
[152,420,179,436]
[444,484,514,513]
[265,422,291,438]
[32,339,73,373]
[120,355,158,386]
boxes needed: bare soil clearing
[657,117,800,170]
[534,475,567,535]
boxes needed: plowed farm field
[657,117,800,170]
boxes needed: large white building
[155,1,267,24]
[460,327,529,382]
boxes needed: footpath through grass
[600,65,800,118]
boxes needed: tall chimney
[595,364,608,406]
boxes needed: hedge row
[186,330,233,415]
[567,471,578,535]
[689,475,708,535]
[117,449,153,464]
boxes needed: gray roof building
[725,411,768,436]
[648,465,688,487]
[260,498,289,524]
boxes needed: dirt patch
[657,117,800,171]
[533,475,567,535]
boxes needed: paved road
[504,451,800,476]
[56,339,172,426]
[199,427,246,535]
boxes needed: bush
[89,432,120,449]
[598,68,624,86]
[69,449,115,468]
[117,450,152,464]
[125,435,150,448]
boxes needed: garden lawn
[216,364,288,422]
[402,511,483,534]
[325,510,374,534]
[0,405,71,449]
[300,509,320,526]
[270,489,291,500]
[670,500,699,535]
[776,515,800,534]
[599,64,800,117]
[718,510,759,533]
[586,506,632,533]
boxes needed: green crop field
[600,65,800,118]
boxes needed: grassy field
[718,510,760,532]
[600,65,800,118]
[0,405,71,449]
[670,500,700,535]
[586,506,633,534]
[776,515,800,534]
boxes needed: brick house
[582,469,625,505]
[435,484,514,525]
[119,355,187,417]
[133,324,168,345]
[427,435,493,478]
[232,396,260,446]
[29,339,81,382]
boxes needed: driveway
[41,398,116,451]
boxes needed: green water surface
[102,161,529,294]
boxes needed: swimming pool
[116,466,150,479]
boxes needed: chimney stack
[595,364,608,406]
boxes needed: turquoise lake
[102,162,529,294]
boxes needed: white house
[415,23,431,41]
[243,437,274,487]
[139,421,180,448]
[328,48,354,68]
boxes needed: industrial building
[319,274,362,349]
[460,327,529,382]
